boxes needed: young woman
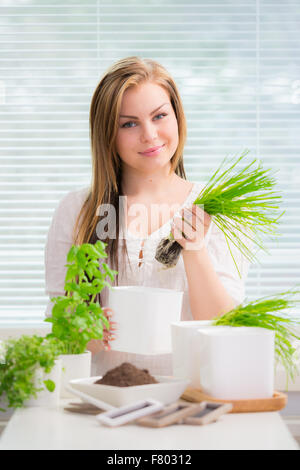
[45,56,251,376]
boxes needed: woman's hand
[171,204,211,252]
[87,307,117,354]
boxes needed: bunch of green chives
[155,150,284,277]
[212,288,300,384]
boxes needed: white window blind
[0,0,299,326]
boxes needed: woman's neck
[121,168,181,199]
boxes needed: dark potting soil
[94,362,159,387]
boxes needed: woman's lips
[140,144,165,156]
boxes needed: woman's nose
[140,122,158,143]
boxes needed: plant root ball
[154,237,183,268]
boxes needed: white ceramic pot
[24,358,62,408]
[108,286,183,355]
[171,320,222,387]
[59,350,91,398]
[195,326,275,400]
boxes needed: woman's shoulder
[50,186,91,230]
[56,185,90,213]
[186,179,206,197]
[191,179,206,189]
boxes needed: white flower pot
[195,326,275,400]
[171,320,217,387]
[59,350,91,398]
[24,358,62,408]
[108,286,183,355]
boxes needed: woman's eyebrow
[119,103,169,119]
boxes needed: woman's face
[115,81,179,176]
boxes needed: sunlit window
[1,0,299,326]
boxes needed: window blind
[0,0,299,326]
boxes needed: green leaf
[85,266,95,280]
[67,245,79,263]
[52,299,72,316]
[75,315,88,328]
[88,303,102,316]
[65,281,81,293]
[102,262,117,282]
[43,379,56,392]
[81,244,101,259]
[65,265,79,282]
[94,240,108,258]
[75,303,88,316]
[77,250,88,269]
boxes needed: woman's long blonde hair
[72,56,187,298]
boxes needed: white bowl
[67,375,190,409]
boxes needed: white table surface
[0,398,298,450]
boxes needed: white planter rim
[58,350,91,359]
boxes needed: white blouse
[44,181,251,376]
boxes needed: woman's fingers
[171,204,210,251]
[103,307,114,313]
[182,206,205,232]
[103,331,117,351]
[101,307,118,350]
[103,307,114,316]
[102,307,114,320]
[103,322,118,336]
[102,307,118,330]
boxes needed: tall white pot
[108,286,183,355]
[24,358,62,408]
[59,350,91,398]
[171,321,217,387]
[196,326,275,400]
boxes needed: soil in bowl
[94,362,159,387]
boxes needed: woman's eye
[155,113,167,120]
[122,121,136,128]
[121,113,167,128]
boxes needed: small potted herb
[212,287,300,385]
[0,335,63,411]
[44,240,117,397]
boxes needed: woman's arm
[182,247,236,320]
[171,204,238,320]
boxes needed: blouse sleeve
[44,188,88,318]
[205,218,253,307]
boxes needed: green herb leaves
[0,240,117,411]
[0,336,63,410]
[45,240,117,355]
